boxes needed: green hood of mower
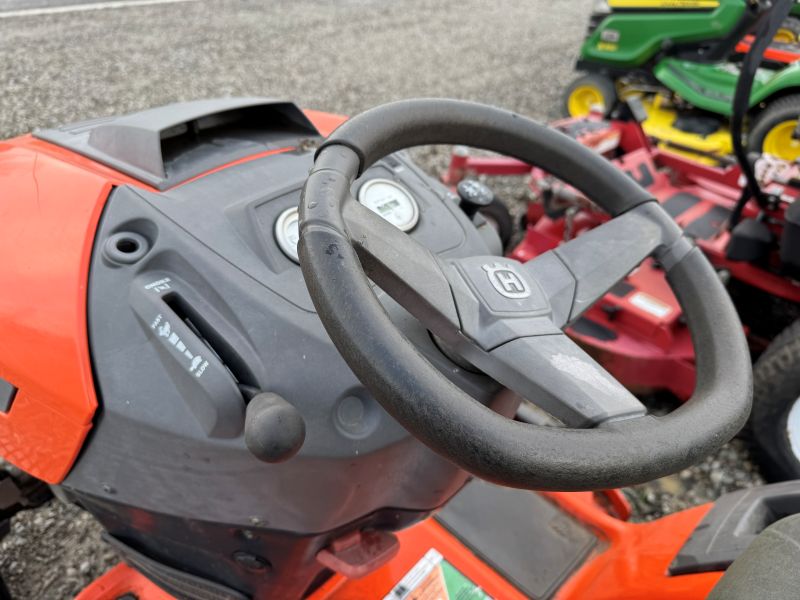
[581,1,747,69]
[654,59,800,116]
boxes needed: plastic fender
[655,60,800,117]
[751,61,800,106]
[0,137,142,483]
[653,59,746,116]
[0,109,345,484]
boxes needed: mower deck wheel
[748,95,800,161]
[775,16,800,44]
[750,319,800,481]
[563,74,617,119]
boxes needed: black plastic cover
[104,534,249,600]
[684,205,731,241]
[663,192,701,219]
[66,147,508,535]
[34,98,320,190]
[671,480,800,575]
[707,514,800,599]
[0,379,16,414]
[65,145,508,598]
[781,200,800,271]
[726,218,773,262]
[437,480,596,599]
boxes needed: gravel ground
[0,1,764,598]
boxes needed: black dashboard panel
[66,147,507,534]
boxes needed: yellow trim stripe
[609,0,720,8]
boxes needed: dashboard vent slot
[34,97,320,190]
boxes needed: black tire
[747,94,800,157]
[774,16,800,44]
[562,73,618,119]
[750,319,800,481]
[478,198,513,250]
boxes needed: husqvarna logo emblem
[482,263,531,300]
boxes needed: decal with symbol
[482,263,531,300]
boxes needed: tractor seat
[708,514,800,599]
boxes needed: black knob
[457,179,494,218]
[245,392,306,463]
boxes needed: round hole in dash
[104,231,150,265]
[115,237,140,254]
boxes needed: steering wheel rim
[298,99,752,491]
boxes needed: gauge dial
[358,179,419,232]
[275,180,420,263]
[274,207,300,263]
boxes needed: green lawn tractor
[564,0,800,163]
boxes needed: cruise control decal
[150,313,209,378]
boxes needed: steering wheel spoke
[441,254,645,426]
[477,332,646,427]
[343,197,461,335]
[525,204,672,327]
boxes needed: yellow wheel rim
[762,120,800,161]
[567,85,605,118]
[774,27,797,44]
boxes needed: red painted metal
[737,36,800,63]
[76,564,176,600]
[443,151,530,185]
[304,109,348,137]
[546,492,721,600]
[0,135,148,483]
[446,115,800,401]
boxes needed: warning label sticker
[384,549,492,600]
[629,292,672,319]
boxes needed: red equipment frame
[445,116,800,400]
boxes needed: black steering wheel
[298,99,752,491]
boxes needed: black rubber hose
[730,0,795,227]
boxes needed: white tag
[629,292,672,319]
